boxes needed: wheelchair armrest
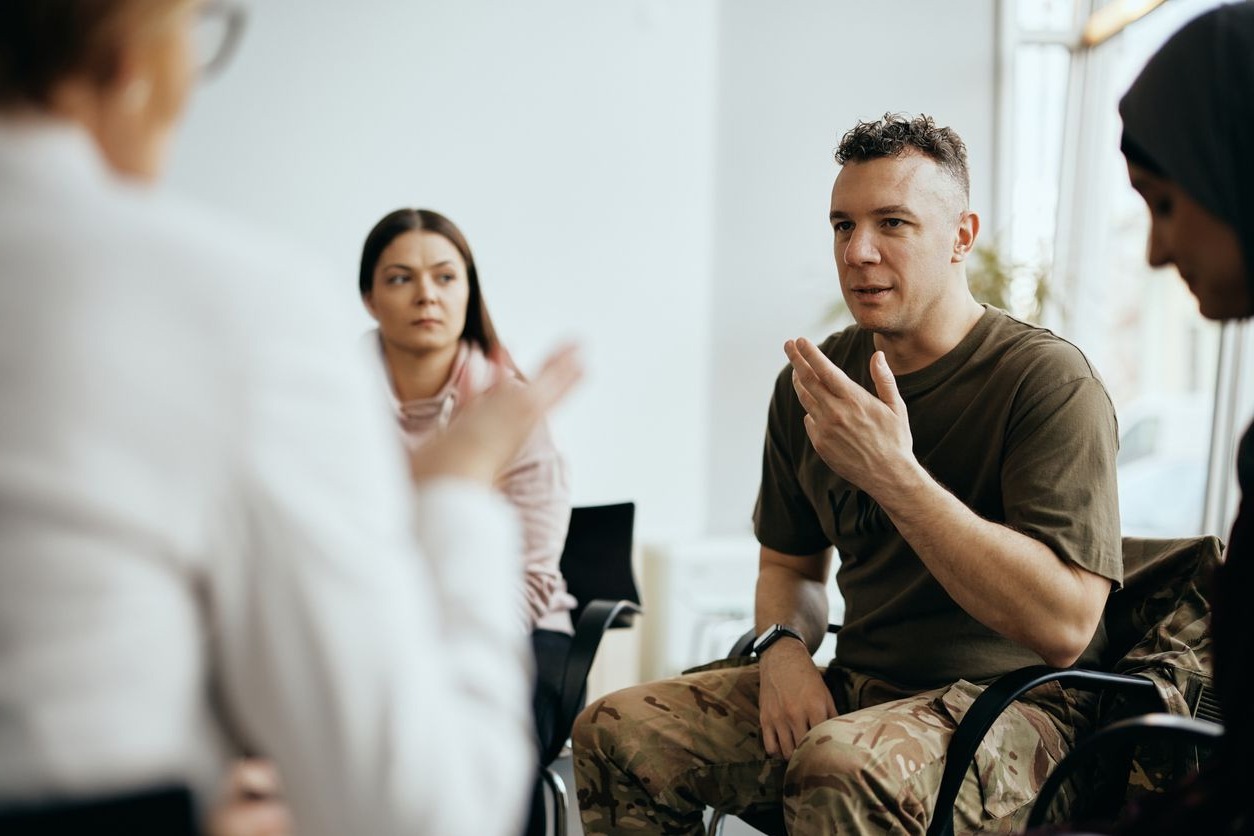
[926,665,1161,836]
[728,626,757,658]
[1024,713,1223,829]
[543,598,642,766]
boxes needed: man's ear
[952,210,980,263]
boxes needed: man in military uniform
[572,113,1122,835]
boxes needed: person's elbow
[1033,579,1109,668]
[1035,631,1092,669]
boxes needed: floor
[546,754,760,835]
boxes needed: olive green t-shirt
[753,306,1122,689]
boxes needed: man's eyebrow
[870,205,918,217]
[829,205,919,221]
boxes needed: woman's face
[1127,161,1252,320]
[364,230,472,359]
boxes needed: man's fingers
[792,372,822,415]
[869,351,905,415]
[813,694,838,725]
[784,340,823,398]
[762,724,780,759]
[775,724,796,761]
[790,338,860,398]
[792,335,862,396]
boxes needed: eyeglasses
[193,0,247,80]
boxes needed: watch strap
[752,624,805,657]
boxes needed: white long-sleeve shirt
[0,119,535,835]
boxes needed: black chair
[926,535,1223,836]
[0,785,198,835]
[1024,712,1223,830]
[534,502,641,836]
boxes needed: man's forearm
[755,560,831,653]
[876,461,1108,667]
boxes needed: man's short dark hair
[835,113,970,205]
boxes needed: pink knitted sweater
[380,337,575,634]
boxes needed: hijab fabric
[1119,1,1254,297]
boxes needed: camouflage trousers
[572,658,1090,835]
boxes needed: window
[998,0,1251,538]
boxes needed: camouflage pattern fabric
[572,657,1088,835]
[1100,536,1223,802]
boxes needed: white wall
[169,0,720,542]
[168,1,997,544]
[704,0,999,534]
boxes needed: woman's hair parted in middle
[359,208,501,356]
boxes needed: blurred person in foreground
[0,2,581,834]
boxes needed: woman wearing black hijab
[1045,3,1254,834]
[1121,0,1253,781]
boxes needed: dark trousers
[525,628,574,836]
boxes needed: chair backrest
[559,502,639,626]
[1103,535,1223,663]
[1101,536,1222,718]
[1095,534,1225,805]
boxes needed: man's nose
[844,228,879,264]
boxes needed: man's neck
[872,295,985,376]
[381,340,459,402]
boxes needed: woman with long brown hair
[360,208,575,836]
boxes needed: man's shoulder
[979,308,1101,383]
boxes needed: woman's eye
[833,221,853,233]
[386,274,410,285]
[883,218,905,228]
[438,273,456,283]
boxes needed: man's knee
[571,693,619,758]
[571,682,664,765]
[782,715,942,834]
[785,721,880,795]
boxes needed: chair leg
[707,809,725,836]
[541,766,568,836]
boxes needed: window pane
[1016,0,1079,31]
[1055,0,1231,538]
[1007,42,1069,315]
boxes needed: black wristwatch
[751,624,805,657]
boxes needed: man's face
[1126,161,1251,321]
[829,151,969,336]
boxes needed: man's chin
[849,311,897,334]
